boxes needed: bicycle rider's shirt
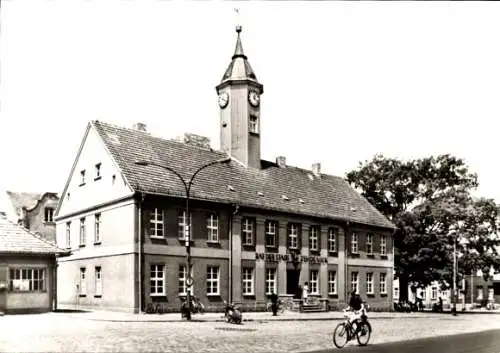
[349,295,362,311]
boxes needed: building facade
[55,26,395,313]
[0,215,69,314]
[3,191,59,243]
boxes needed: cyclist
[346,291,365,333]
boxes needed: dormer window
[44,208,54,223]
[80,170,86,186]
[249,115,259,134]
[94,163,102,180]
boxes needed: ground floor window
[265,268,277,295]
[79,267,86,295]
[328,271,337,295]
[242,268,254,295]
[9,268,46,292]
[351,272,358,294]
[310,270,319,295]
[477,286,483,300]
[379,273,387,294]
[206,266,220,296]
[431,287,437,300]
[366,273,374,294]
[178,265,193,296]
[95,266,102,297]
[150,264,166,296]
[488,287,494,301]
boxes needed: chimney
[312,162,321,177]
[132,122,147,132]
[276,156,286,168]
[183,133,211,149]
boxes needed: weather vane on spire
[234,8,242,33]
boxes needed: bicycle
[332,308,372,348]
[146,302,166,314]
[266,299,292,313]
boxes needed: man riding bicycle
[346,291,366,333]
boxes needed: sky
[1,1,500,203]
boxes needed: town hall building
[55,26,395,313]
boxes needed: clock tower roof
[218,26,262,90]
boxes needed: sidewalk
[54,307,500,323]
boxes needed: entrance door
[287,270,300,297]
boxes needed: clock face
[248,91,260,107]
[218,92,229,109]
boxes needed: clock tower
[216,26,264,169]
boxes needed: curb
[66,314,439,323]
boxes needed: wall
[57,125,134,219]
[56,200,137,312]
[57,254,136,312]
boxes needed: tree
[346,154,500,301]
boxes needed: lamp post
[450,221,465,316]
[135,156,231,320]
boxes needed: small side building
[0,214,70,314]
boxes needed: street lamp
[135,156,231,320]
[450,221,465,316]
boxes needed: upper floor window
[44,207,54,223]
[309,226,319,251]
[265,220,277,248]
[150,208,164,238]
[380,235,387,255]
[94,213,102,244]
[94,163,102,180]
[242,218,255,246]
[79,218,86,246]
[249,115,259,134]
[65,222,71,248]
[351,232,358,254]
[178,211,192,240]
[366,234,373,255]
[207,214,219,242]
[328,228,337,252]
[288,223,299,249]
[80,170,86,185]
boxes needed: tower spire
[233,25,246,59]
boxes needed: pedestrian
[302,282,309,303]
[270,291,279,316]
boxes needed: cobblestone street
[1,312,500,352]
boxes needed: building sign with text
[255,252,328,264]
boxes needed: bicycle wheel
[333,322,349,349]
[356,321,372,346]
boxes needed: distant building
[3,191,59,243]
[0,215,69,313]
[55,26,395,313]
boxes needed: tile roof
[0,217,69,255]
[93,121,395,230]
